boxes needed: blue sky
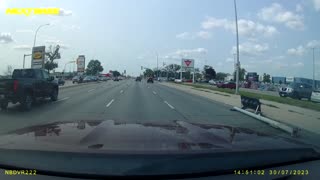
[0,0,320,78]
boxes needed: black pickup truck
[0,69,59,110]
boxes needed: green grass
[180,83,320,112]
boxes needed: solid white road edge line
[164,101,175,109]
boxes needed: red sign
[184,60,192,67]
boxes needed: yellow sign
[33,52,42,59]
[6,8,60,16]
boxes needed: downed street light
[240,95,261,115]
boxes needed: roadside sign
[77,55,85,72]
[181,59,194,68]
[31,46,45,69]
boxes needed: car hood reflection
[0,120,312,153]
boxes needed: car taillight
[13,80,19,93]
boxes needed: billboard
[77,55,85,72]
[31,46,46,69]
[181,59,194,72]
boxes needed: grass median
[178,82,320,112]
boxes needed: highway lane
[0,79,294,141]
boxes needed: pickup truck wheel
[51,89,58,101]
[21,94,33,111]
[0,101,8,110]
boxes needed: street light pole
[23,54,32,69]
[312,48,315,90]
[156,53,159,78]
[234,0,240,94]
[33,23,50,47]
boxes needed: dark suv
[279,82,312,100]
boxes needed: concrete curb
[233,106,300,137]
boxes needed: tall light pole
[234,0,240,94]
[156,52,159,78]
[33,23,50,47]
[312,48,315,90]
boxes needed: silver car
[311,89,320,102]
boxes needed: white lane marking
[88,89,95,92]
[120,90,123,94]
[164,101,175,109]
[153,91,157,95]
[54,97,70,103]
[106,99,114,107]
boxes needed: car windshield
[1,0,320,178]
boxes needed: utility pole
[234,0,240,94]
[23,54,32,69]
[312,48,315,90]
[33,23,50,47]
[157,53,159,78]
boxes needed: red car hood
[0,120,313,154]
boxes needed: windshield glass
[0,0,320,178]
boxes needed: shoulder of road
[161,82,320,135]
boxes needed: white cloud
[176,31,211,40]
[201,17,277,37]
[196,31,211,39]
[58,8,72,16]
[231,42,269,56]
[258,3,304,30]
[296,4,303,12]
[287,45,305,56]
[0,33,13,43]
[217,62,223,66]
[306,40,320,48]
[172,48,208,58]
[313,0,320,11]
[59,44,69,50]
[226,57,234,63]
[62,25,80,31]
[176,32,194,40]
[45,39,62,44]
[202,18,230,29]
[13,45,32,51]
[292,62,304,67]
[287,40,320,56]
[16,29,33,33]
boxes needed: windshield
[0,0,320,178]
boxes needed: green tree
[216,72,229,80]
[202,65,216,80]
[263,73,271,83]
[233,68,246,81]
[45,45,61,73]
[143,69,154,77]
[86,60,104,75]
[112,70,121,77]
[44,61,58,73]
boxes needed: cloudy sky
[0,0,320,78]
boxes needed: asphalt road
[0,79,298,139]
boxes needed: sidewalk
[161,82,320,135]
